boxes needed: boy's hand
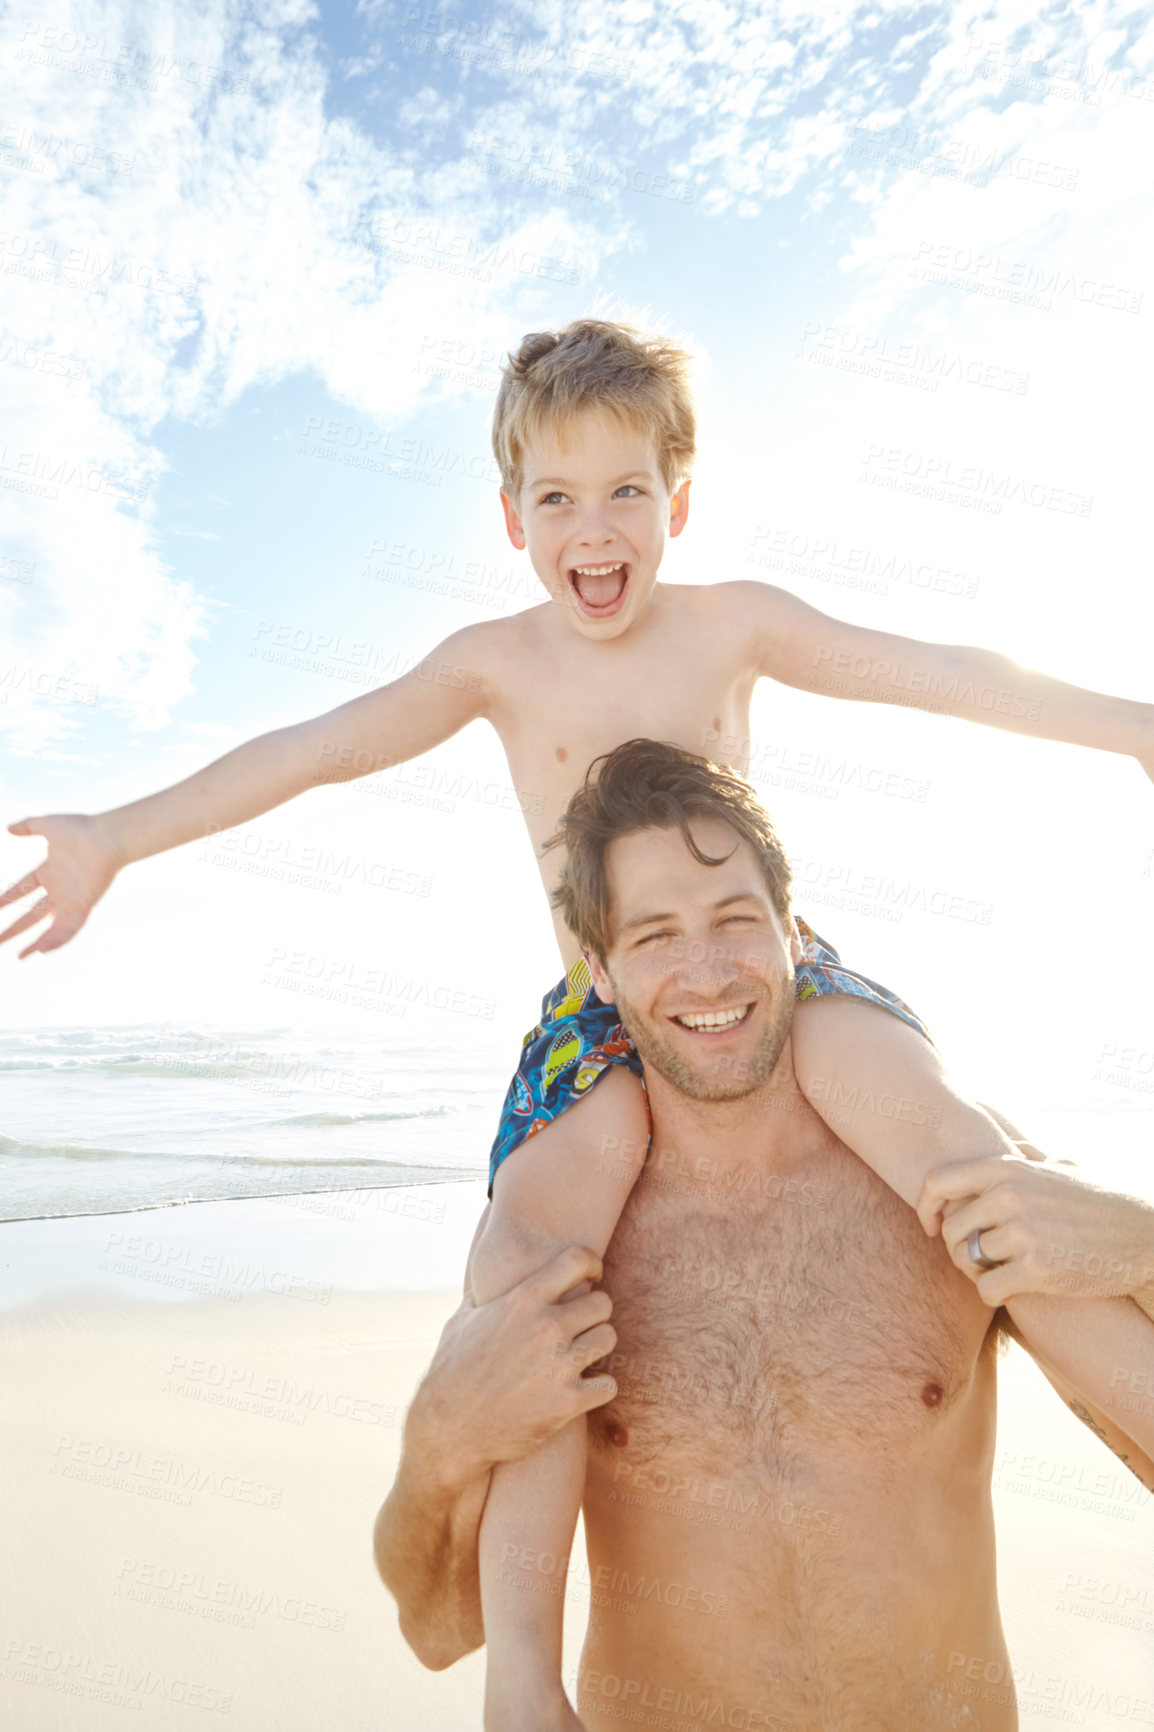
[0,814,124,957]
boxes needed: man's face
[499,404,690,641]
[586,816,798,1102]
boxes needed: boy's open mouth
[568,561,631,616]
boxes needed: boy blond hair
[492,318,697,503]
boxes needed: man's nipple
[555,746,568,763]
[920,1381,944,1408]
[608,1422,629,1447]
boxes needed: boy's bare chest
[494,618,758,847]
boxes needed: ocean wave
[260,1106,453,1128]
[179,1154,475,1171]
[0,1053,501,1085]
[0,1133,151,1162]
[0,1056,278,1077]
[0,1025,291,1047]
[0,1132,467,1169]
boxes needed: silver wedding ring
[968,1227,999,1271]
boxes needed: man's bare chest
[587,1138,995,1482]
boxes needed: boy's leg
[471,1066,650,1732]
[791,912,933,1044]
[788,911,993,1209]
[791,909,1022,1220]
[790,992,1009,1207]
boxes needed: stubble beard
[609,973,796,1103]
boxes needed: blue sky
[2,0,1153,1121]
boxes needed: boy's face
[500,404,690,639]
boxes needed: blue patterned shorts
[487,915,931,1195]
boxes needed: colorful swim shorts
[487,915,932,1196]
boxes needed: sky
[1,0,1153,1123]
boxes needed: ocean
[0,1023,505,1220]
[2,1021,1151,1223]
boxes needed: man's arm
[374,1207,496,1670]
[791,998,1154,1469]
[0,623,493,956]
[998,1297,1154,1492]
[373,1234,618,1669]
[917,1134,1154,1470]
[730,579,1154,771]
[373,1398,491,1668]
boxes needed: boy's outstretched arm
[734,581,1154,774]
[0,624,494,956]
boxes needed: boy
[2,320,1151,1728]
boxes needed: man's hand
[374,1243,617,1670]
[917,1155,1154,1308]
[0,813,124,957]
[415,1243,619,1491]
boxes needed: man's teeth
[674,1005,750,1030]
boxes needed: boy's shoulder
[708,577,790,611]
[455,580,790,671]
[662,577,795,635]
[660,580,814,681]
[662,577,791,612]
[440,602,548,657]
[435,601,552,699]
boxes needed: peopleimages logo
[3,1638,233,1714]
[911,238,1142,313]
[264,947,497,1020]
[859,444,1093,516]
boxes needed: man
[377,742,1154,1729]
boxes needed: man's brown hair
[491,318,697,505]
[545,738,793,962]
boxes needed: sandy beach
[1,1178,1152,1731]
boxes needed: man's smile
[670,1001,756,1035]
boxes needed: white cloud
[0,0,622,747]
[3,0,1151,756]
